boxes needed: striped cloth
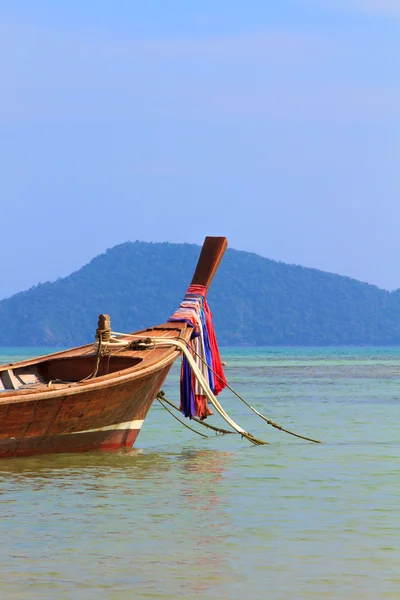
[169,284,227,419]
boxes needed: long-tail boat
[0,237,228,458]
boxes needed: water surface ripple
[0,346,399,599]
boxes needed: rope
[186,343,321,444]
[157,391,236,435]
[150,337,268,445]
[157,397,208,438]
[82,332,108,380]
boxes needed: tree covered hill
[1,241,400,347]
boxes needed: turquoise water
[0,346,399,599]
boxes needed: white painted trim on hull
[70,419,144,435]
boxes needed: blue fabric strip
[169,290,214,418]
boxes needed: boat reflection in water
[0,446,236,597]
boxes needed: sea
[0,346,399,599]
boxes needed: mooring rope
[157,391,236,435]
[159,338,268,445]
[157,397,208,438]
[184,343,321,444]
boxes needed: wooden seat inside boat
[0,367,44,391]
[0,354,143,391]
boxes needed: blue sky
[0,0,399,298]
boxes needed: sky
[0,0,399,299]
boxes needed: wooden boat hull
[0,236,228,458]
[0,362,173,458]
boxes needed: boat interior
[0,354,143,392]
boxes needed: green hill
[1,241,400,346]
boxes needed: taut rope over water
[157,396,208,438]
[157,391,236,435]
[185,343,321,444]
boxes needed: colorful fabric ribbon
[168,284,227,419]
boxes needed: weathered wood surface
[191,236,228,289]
[0,358,173,457]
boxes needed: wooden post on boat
[97,314,111,342]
